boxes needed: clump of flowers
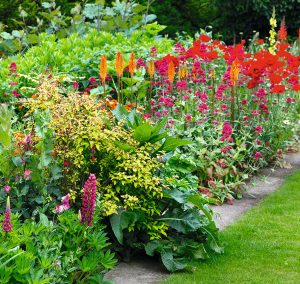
[81,174,97,226]
[2,197,12,232]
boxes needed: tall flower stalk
[128,52,136,102]
[230,58,240,126]
[147,60,155,110]
[81,174,97,226]
[2,196,12,233]
[115,52,125,104]
[168,61,175,94]
[100,54,107,97]
[269,7,277,55]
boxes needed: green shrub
[0,211,116,283]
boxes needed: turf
[161,170,300,284]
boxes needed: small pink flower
[185,114,192,121]
[72,81,79,90]
[254,151,262,160]
[4,185,11,193]
[24,169,32,180]
[255,125,263,134]
[55,194,70,214]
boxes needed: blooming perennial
[81,174,97,226]
[2,196,12,232]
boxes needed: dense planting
[0,7,299,282]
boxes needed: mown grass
[161,170,300,284]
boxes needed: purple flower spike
[81,174,97,226]
[2,196,12,232]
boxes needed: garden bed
[105,151,300,284]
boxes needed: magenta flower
[4,185,11,193]
[72,81,79,90]
[55,194,70,214]
[2,197,12,232]
[81,174,97,226]
[255,125,263,135]
[254,152,262,160]
[220,122,233,142]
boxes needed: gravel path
[105,152,300,284]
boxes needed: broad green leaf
[133,123,152,143]
[160,208,203,233]
[110,210,144,244]
[151,117,167,136]
[161,137,192,152]
[161,249,189,272]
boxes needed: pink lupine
[2,197,12,232]
[81,174,97,226]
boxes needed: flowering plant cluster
[0,14,299,277]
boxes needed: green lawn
[161,170,300,284]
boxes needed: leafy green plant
[0,211,116,283]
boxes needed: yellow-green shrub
[25,78,168,240]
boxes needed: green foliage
[0,0,165,56]
[0,29,173,96]
[0,211,116,283]
[20,79,221,272]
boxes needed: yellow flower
[270,18,277,27]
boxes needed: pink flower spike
[2,197,12,232]
[81,174,97,226]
